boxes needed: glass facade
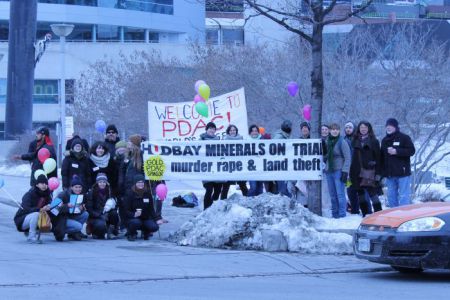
[0,79,60,104]
[222,28,243,45]
[206,0,244,13]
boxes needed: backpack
[172,195,195,208]
[182,193,198,207]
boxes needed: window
[0,20,8,41]
[206,29,219,45]
[0,123,4,140]
[222,28,244,45]
[124,27,145,42]
[97,25,120,41]
[67,23,93,41]
[148,31,159,43]
[0,79,59,103]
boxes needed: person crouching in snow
[124,174,162,241]
[14,174,52,244]
[86,173,119,239]
[54,175,89,241]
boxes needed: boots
[359,200,369,217]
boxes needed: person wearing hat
[86,173,119,239]
[273,120,293,197]
[13,127,57,187]
[343,121,361,215]
[104,124,120,156]
[123,174,161,241]
[13,174,52,244]
[200,122,223,210]
[54,175,89,241]
[61,137,91,193]
[300,122,311,139]
[380,118,415,207]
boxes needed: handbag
[38,211,52,232]
[358,151,376,188]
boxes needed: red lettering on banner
[178,120,192,136]
[192,119,207,136]
[162,121,176,137]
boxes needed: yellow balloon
[34,169,47,180]
[43,158,57,174]
[198,84,210,100]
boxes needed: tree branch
[322,0,374,26]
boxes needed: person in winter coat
[13,127,57,186]
[65,134,89,154]
[220,125,248,199]
[380,118,416,207]
[104,124,120,157]
[88,141,118,194]
[349,121,383,216]
[86,173,119,239]
[247,124,265,197]
[13,175,52,243]
[124,174,162,241]
[324,123,351,218]
[343,121,360,215]
[62,137,91,193]
[200,122,223,209]
[54,175,89,241]
[300,121,311,139]
[272,120,292,197]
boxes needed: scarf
[326,135,340,171]
[71,150,87,160]
[90,153,110,168]
[132,186,146,198]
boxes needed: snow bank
[169,193,355,254]
[0,163,30,177]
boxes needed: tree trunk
[307,23,324,216]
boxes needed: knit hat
[205,122,216,130]
[344,121,355,129]
[128,134,142,147]
[36,174,48,185]
[115,140,127,150]
[134,174,145,184]
[281,120,292,133]
[106,124,118,134]
[71,137,83,150]
[71,175,83,187]
[385,118,399,129]
[37,126,50,136]
[96,173,108,183]
[300,122,311,131]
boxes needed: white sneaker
[27,236,43,244]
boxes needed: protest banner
[148,88,248,141]
[142,139,323,181]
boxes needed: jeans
[127,218,159,236]
[66,211,89,234]
[248,181,263,197]
[326,170,347,218]
[22,212,40,237]
[276,181,291,197]
[386,176,411,207]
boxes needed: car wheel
[391,265,424,273]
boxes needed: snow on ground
[0,162,30,177]
[169,193,355,254]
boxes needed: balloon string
[0,187,23,209]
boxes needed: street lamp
[50,23,74,165]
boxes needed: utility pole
[5,0,38,139]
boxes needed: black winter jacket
[61,152,91,192]
[123,189,158,221]
[119,158,145,196]
[380,131,415,177]
[88,156,118,192]
[86,187,113,219]
[14,187,52,231]
[350,136,381,189]
[21,140,57,186]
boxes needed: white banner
[148,88,248,141]
[142,139,323,181]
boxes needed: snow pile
[169,193,354,254]
[0,163,30,177]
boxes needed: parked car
[353,202,450,273]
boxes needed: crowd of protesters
[12,116,415,243]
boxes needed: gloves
[340,172,348,183]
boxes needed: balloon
[287,81,299,97]
[195,80,206,93]
[43,158,57,174]
[155,183,168,201]
[37,148,51,164]
[95,120,106,133]
[198,84,211,100]
[0,178,4,189]
[195,102,209,118]
[34,169,47,180]
[194,94,205,104]
[259,127,265,135]
[303,104,312,121]
[48,177,60,191]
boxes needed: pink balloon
[195,80,206,93]
[155,183,168,201]
[194,94,205,104]
[38,148,51,164]
[287,81,299,97]
[48,177,60,191]
[303,104,312,121]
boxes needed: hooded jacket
[14,187,52,231]
[380,131,415,177]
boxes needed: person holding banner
[273,120,293,198]
[221,125,248,199]
[247,124,264,197]
[13,174,52,244]
[324,124,351,218]
[200,122,223,209]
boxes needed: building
[0,0,205,139]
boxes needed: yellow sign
[144,155,166,181]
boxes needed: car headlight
[397,217,446,232]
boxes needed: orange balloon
[259,127,265,135]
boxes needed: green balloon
[198,84,210,100]
[195,102,209,118]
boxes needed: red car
[353,202,450,273]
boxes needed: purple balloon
[303,104,312,121]
[287,81,299,97]
[194,94,205,104]
[95,120,106,133]
[195,80,206,93]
